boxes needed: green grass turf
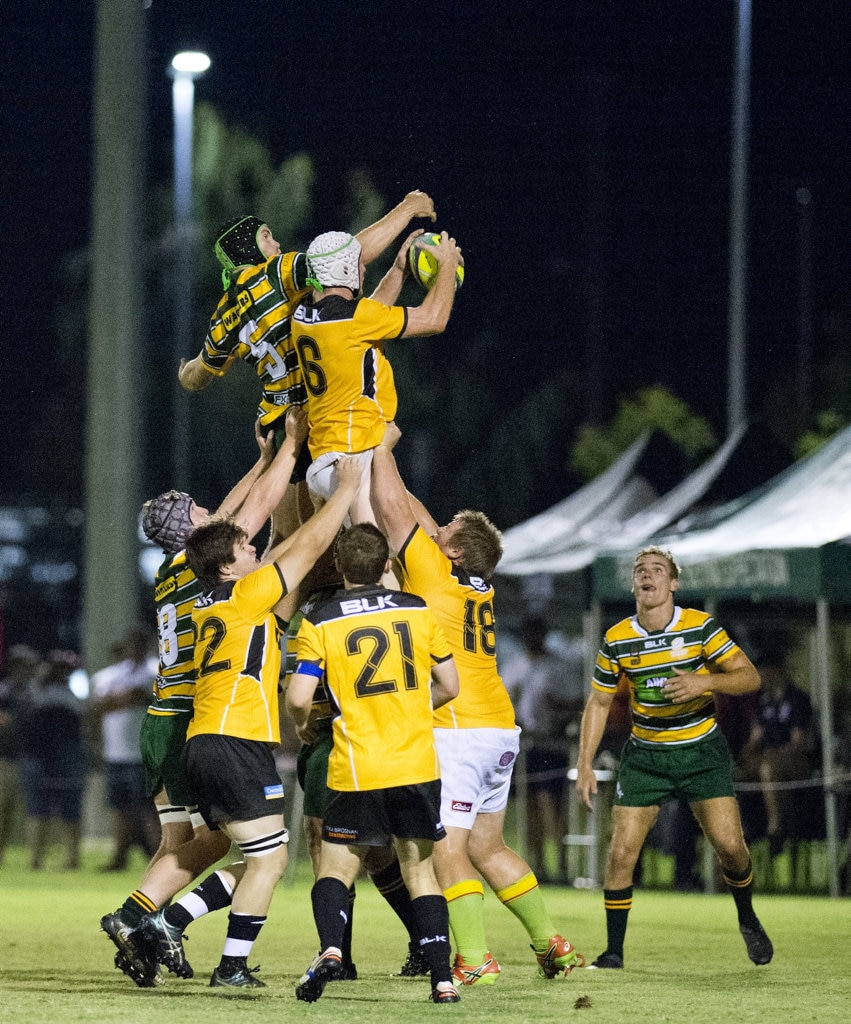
[0,844,847,1024]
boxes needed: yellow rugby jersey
[295,584,452,791]
[202,251,311,426]
[396,526,515,730]
[187,563,288,744]
[291,294,405,458]
[147,550,201,717]
[591,606,739,746]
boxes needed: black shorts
[524,741,569,797]
[183,734,285,829]
[104,762,149,810]
[323,779,445,847]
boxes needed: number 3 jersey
[187,563,288,744]
[295,584,453,791]
[592,606,740,746]
[395,525,515,731]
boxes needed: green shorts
[615,730,736,807]
[296,728,333,818]
[140,713,195,807]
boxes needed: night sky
[3,1,850,515]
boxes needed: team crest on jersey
[499,751,515,767]
[154,577,177,602]
[671,637,685,652]
[451,800,473,813]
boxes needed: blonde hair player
[575,546,773,969]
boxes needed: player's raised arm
[402,232,463,337]
[370,229,424,306]
[356,190,436,264]
[267,455,362,591]
[231,408,308,540]
[371,444,419,552]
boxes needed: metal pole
[727,0,751,435]
[84,0,145,672]
[815,599,840,898]
[796,187,814,425]
[171,72,194,489]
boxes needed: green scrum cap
[214,215,266,288]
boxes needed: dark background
[2,1,850,519]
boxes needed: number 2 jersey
[201,251,311,427]
[395,525,515,731]
[187,563,289,744]
[295,583,453,791]
[591,606,740,746]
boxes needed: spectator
[740,661,817,853]
[90,629,160,871]
[19,651,88,870]
[501,616,585,883]
[0,644,42,865]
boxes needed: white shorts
[434,726,520,830]
[306,449,373,503]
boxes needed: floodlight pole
[726,0,751,435]
[169,51,210,489]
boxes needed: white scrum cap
[306,231,362,291]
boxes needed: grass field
[1,844,847,1024]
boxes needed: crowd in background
[0,629,159,871]
[0,616,832,889]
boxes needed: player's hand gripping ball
[407,232,465,291]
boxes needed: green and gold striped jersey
[202,251,311,426]
[291,294,405,458]
[283,586,337,731]
[396,526,515,731]
[295,584,452,791]
[187,563,288,744]
[591,607,739,746]
[147,550,201,717]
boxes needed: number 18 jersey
[396,526,515,730]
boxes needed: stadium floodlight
[168,50,210,486]
[170,51,211,76]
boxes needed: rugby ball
[407,232,465,291]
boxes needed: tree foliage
[570,385,717,483]
[796,409,849,460]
